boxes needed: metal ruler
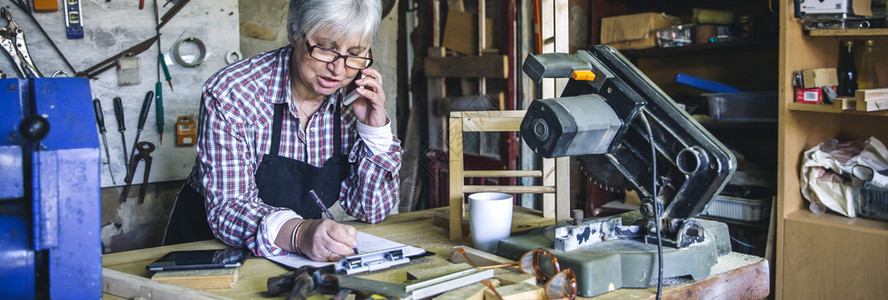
[63,0,83,39]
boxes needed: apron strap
[333,95,342,156]
[270,103,286,156]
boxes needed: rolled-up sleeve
[198,90,288,257]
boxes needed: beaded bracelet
[290,220,305,255]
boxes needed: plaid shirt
[186,45,402,257]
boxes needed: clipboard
[266,232,428,274]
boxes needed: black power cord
[639,110,663,300]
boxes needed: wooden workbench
[102,207,770,299]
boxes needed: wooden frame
[448,110,570,240]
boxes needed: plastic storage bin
[704,92,778,121]
[703,195,770,221]
[655,24,695,48]
[856,182,888,221]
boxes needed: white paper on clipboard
[266,231,426,270]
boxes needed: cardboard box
[600,12,681,50]
[801,68,838,88]
[692,8,735,25]
[796,87,825,104]
[443,9,493,55]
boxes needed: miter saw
[496,45,737,297]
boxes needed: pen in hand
[309,190,359,255]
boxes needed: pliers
[120,141,155,204]
[0,8,42,78]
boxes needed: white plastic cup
[468,192,514,253]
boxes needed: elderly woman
[164,0,402,262]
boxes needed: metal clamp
[171,36,206,67]
[0,8,42,78]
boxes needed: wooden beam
[449,114,465,241]
[424,55,509,78]
[103,268,231,300]
[464,185,556,194]
[151,268,238,290]
[464,170,542,178]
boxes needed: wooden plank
[483,282,543,300]
[464,185,556,194]
[151,268,238,290]
[449,246,514,266]
[408,263,473,281]
[425,55,509,78]
[555,156,570,222]
[433,281,488,300]
[449,113,465,240]
[541,158,556,218]
[478,0,487,95]
[103,268,231,300]
[457,110,527,119]
[808,28,888,36]
[541,0,555,99]
[554,0,569,95]
[855,88,888,112]
[659,256,770,300]
[464,170,542,178]
[462,117,524,132]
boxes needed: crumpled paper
[800,136,888,217]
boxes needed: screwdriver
[160,53,173,91]
[92,98,116,184]
[156,81,164,145]
[126,90,154,183]
[113,97,128,170]
[153,0,168,145]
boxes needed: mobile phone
[342,71,364,106]
[145,248,250,271]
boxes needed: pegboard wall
[0,0,239,187]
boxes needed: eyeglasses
[303,39,373,70]
[454,247,578,299]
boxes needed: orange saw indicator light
[571,70,596,82]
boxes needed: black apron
[163,98,351,245]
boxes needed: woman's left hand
[349,68,388,127]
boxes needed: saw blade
[578,154,628,192]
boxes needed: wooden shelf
[786,209,888,237]
[699,120,778,129]
[788,102,888,116]
[619,37,777,58]
[808,28,888,37]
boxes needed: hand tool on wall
[113,97,129,169]
[140,0,145,10]
[62,0,83,39]
[93,98,116,184]
[153,0,167,145]
[0,8,43,78]
[9,0,77,75]
[125,91,154,183]
[155,82,164,145]
[157,0,190,30]
[33,0,58,12]
[119,141,155,203]
[76,35,158,78]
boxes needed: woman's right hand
[296,219,358,261]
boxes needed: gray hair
[287,0,382,49]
